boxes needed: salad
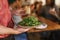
[18,16,41,27]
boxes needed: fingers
[11,29,29,34]
[10,30,21,34]
[0,25,30,35]
[0,26,20,34]
[15,28,30,33]
[7,28,30,34]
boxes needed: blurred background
[21,0,60,8]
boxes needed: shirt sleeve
[38,6,45,17]
[0,0,11,27]
[55,6,60,20]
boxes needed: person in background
[30,1,43,17]
[34,1,43,15]
[39,0,60,23]
[8,0,29,40]
[0,0,30,40]
[38,0,60,40]
[30,4,35,13]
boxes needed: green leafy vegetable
[18,16,41,26]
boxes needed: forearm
[53,12,60,20]
[0,25,20,34]
[0,25,29,34]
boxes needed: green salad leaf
[18,16,41,26]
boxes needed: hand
[0,25,30,34]
[49,9,56,16]
[15,27,30,34]
[0,25,20,34]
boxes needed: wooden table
[26,17,60,40]
[27,17,60,33]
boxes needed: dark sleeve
[7,19,14,28]
[55,6,60,20]
[55,7,59,14]
[38,7,45,17]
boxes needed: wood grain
[27,17,60,33]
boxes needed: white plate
[35,23,48,29]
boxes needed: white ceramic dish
[35,23,48,29]
[18,23,47,29]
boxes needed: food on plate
[18,16,41,27]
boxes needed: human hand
[15,27,30,34]
[0,25,30,34]
[49,8,56,16]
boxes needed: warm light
[55,0,60,7]
[30,0,35,4]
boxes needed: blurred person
[30,1,43,17]
[38,0,60,40]
[8,0,29,40]
[0,0,30,40]
[30,4,35,13]
[8,0,17,10]
[34,1,43,15]
[39,0,60,23]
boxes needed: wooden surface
[27,17,60,33]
